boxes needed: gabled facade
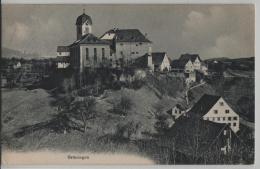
[69,34,111,72]
[134,50,171,72]
[202,97,239,133]
[188,94,240,133]
[171,54,206,73]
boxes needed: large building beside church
[57,11,152,72]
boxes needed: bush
[110,95,133,116]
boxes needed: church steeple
[76,10,92,39]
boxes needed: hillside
[2,47,41,59]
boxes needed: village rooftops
[187,94,221,118]
[57,46,70,52]
[101,29,152,43]
[69,33,110,47]
[171,53,202,69]
[179,53,202,62]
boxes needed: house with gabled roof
[187,94,240,133]
[171,53,208,74]
[100,28,152,62]
[166,103,187,120]
[134,51,171,72]
[165,116,240,160]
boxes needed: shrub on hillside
[110,95,133,116]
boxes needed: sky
[2,4,254,59]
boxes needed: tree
[113,95,133,116]
[70,97,96,133]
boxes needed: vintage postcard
[1,4,255,165]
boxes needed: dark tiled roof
[187,94,221,118]
[76,13,92,25]
[179,53,201,62]
[134,52,167,67]
[57,46,70,52]
[166,116,229,156]
[102,29,151,43]
[151,52,166,65]
[70,34,110,47]
[171,54,202,69]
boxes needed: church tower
[76,10,92,40]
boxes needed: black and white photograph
[1,4,255,165]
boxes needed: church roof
[76,13,92,25]
[102,29,151,43]
[70,33,110,47]
[187,94,221,118]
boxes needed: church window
[102,48,105,57]
[220,102,224,106]
[228,117,231,121]
[214,110,218,114]
[94,48,97,63]
[225,109,230,114]
[102,48,105,61]
[86,48,89,60]
[233,117,237,120]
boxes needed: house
[187,94,240,133]
[171,54,205,73]
[134,51,171,72]
[56,46,70,69]
[13,61,21,69]
[56,56,70,69]
[100,28,152,63]
[184,71,196,85]
[165,116,238,159]
[57,46,70,57]
[166,104,187,120]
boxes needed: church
[57,11,152,72]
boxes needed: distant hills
[2,47,45,59]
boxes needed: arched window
[94,48,97,63]
[86,48,89,60]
